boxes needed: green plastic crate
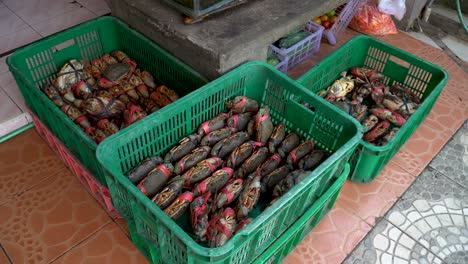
[298,35,448,184]
[96,62,362,264]
[6,16,207,186]
[252,163,349,264]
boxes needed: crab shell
[163,192,194,221]
[152,176,185,210]
[127,156,163,184]
[174,146,211,175]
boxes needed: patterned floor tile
[429,121,468,188]
[344,219,445,264]
[339,161,416,226]
[51,223,148,264]
[283,200,372,264]
[392,122,451,177]
[114,218,130,237]
[0,129,67,203]
[0,169,112,263]
[385,167,468,264]
[424,89,466,141]
[0,244,12,264]
[443,62,468,110]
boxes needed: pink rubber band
[157,165,172,181]
[256,114,270,126]
[178,192,194,203]
[196,181,207,195]
[74,115,87,125]
[221,188,234,204]
[392,111,406,126]
[137,183,149,196]
[178,160,185,174]
[201,122,211,135]
[232,115,239,129]
[234,97,247,110]
[289,152,298,164]
[308,140,315,150]
[271,154,281,164]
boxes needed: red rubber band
[71,80,85,95]
[178,160,185,174]
[157,165,172,181]
[137,183,149,196]
[221,188,234,204]
[178,192,194,203]
[308,140,315,150]
[97,119,107,129]
[98,77,116,88]
[207,162,218,172]
[232,115,239,129]
[234,97,247,110]
[289,152,298,164]
[271,154,281,164]
[126,60,137,72]
[392,111,406,126]
[253,141,266,148]
[201,122,211,135]
[185,168,194,186]
[75,115,87,125]
[136,84,147,92]
[372,108,387,116]
[218,223,233,239]
[255,114,270,126]
[197,181,207,195]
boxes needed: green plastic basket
[298,35,448,184]
[6,16,207,186]
[252,163,349,264]
[96,62,362,264]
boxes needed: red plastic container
[31,112,120,218]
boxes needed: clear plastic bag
[349,0,398,35]
[378,0,406,20]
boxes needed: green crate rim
[296,35,449,153]
[97,61,363,256]
[6,16,209,148]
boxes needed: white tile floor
[0,0,110,139]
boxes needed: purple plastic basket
[271,22,324,70]
[269,45,289,74]
[324,0,364,45]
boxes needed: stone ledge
[111,0,346,79]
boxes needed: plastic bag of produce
[378,0,406,20]
[349,0,398,35]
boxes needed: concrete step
[428,4,468,42]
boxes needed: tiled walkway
[345,122,468,264]
[0,5,467,264]
[0,0,110,138]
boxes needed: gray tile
[0,55,9,75]
[0,26,41,54]
[344,219,444,264]
[77,0,110,16]
[0,5,28,37]
[0,71,27,112]
[429,121,468,189]
[31,7,96,37]
[384,167,468,263]
[2,0,81,25]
